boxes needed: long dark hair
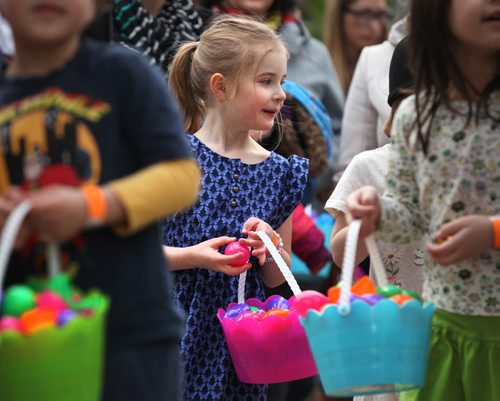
[409,0,500,154]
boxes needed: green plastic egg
[2,285,36,317]
[376,284,402,298]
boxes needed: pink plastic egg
[37,291,67,312]
[0,316,22,333]
[293,290,330,318]
[224,242,251,267]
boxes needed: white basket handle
[0,200,60,291]
[338,219,389,316]
[237,231,301,304]
[365,235,389,288]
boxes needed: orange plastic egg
[20,307,57,335]
[390,294,414,305]
[351,276,377,296]
[263,308,290,319]
[236,310,265,322]
[327,286,340,304]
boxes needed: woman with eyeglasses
[324,0,389,97]
[334,12,408,187]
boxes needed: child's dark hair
[169,15,286,132]
[382,37,414,137]
[201,0,297,18]
[95,0,111,12]
[409,0,500,154]
[387,37,413,108]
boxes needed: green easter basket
[0,201,109,401]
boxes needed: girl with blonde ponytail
[163,14,309,401]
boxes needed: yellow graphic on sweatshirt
[0,88,111,192]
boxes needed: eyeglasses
[345,8,391,24]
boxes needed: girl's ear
[210,73,228,101]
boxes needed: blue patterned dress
[162,135,308,401]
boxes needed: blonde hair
[323,0,387,95]
[169,15,286,133]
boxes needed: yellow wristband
[81,184,107,227]
[491,216,500,249]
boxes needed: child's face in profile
[0,0,96,47]
[230,46,287,133]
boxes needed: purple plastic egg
[224,304,251,320]
[57,309,77,326]
[349,294,365,303]
[360,293,385,305]
[267,296,290,311]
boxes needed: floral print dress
[378,92,500,316]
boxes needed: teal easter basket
[0,201,109,401]
[300,220,435,397]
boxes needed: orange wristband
[266,231,283,251]
[491,216,500,249]
[265,231,283,262]
[81,184,107,227]
[271,231,279,247]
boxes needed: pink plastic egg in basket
[217,232,317,384]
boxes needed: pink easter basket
[217,232,318,384]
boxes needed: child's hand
[192,237,252,276]
[28,185,87,242]
[346,185,381,238]
[0,187,32,249]
[240,217,275,266]
[427,215,493,266]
